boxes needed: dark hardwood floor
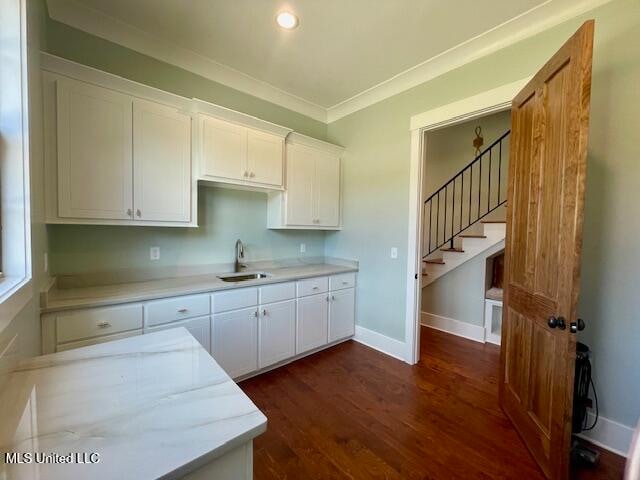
[241,326,625,479]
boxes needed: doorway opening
[419,110,510,347]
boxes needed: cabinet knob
[177,308,188,313]
[254,310,259,318]
[243,171,248,177]
[97,321,111,329]
[249,172,255,178]
[136,209,141,217]
[331,295,335,301]
[262,309,267,316]
[127,209,132,217]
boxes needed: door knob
[570,318,585,333]
[548,316,566,330]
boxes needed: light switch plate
[391,247,398,259]
[150,247,160,261]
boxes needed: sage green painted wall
[326,0,640,428]
[49,188,326,274]
[42,17,328,276]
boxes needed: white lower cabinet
[296,293,329,354]
[212,307,258,379]
[146,315,211,353]
[329,288,356,343]
[258,300,296,368]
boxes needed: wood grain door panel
[500,21,594,480]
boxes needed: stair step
[424,259,445,265]
[481,220,506,224]
[440,247,464,253]
[459,234,487,239]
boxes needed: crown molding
[47,0,613,125]
[46,0,327,123]
[326,0,614,123]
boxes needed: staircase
[422,130,509,286]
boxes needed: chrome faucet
[234,239,246,272]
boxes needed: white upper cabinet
[195,102,289,190]
[133,99,192,222]
[268,133,344,230]
[44,61,196,227]
[56,77,133,220]
[200,115,247,182]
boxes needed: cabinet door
[296,293,328,354]
[246,130,283,187]
[212,307,258,378]
[259,300,295,368]
[133,99,191,222]
[56,77,133,220]
[285,144,316,226]
[315,153,341,227]
[146,316,211,353]
[329,288,355,343]
[200,115,246,181]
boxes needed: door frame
[403,77,531,364]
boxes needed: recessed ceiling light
[276,11,299,30]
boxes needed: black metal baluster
[469,166,472,226]
[460,172,464,233]
[478,154,482,219]
[498,139,502,204]
[436,191,440,250]
[444,185,448,251]
[488,149,492,212]
[427,199,432,254]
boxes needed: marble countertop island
[0,329,267,480]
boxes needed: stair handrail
[423,129,510,258]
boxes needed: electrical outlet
[300,243,306,253]
[391,247,398,259]
[150,247,160,261]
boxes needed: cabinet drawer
[145,294,210,327]
[56,304,143,343]
[259,282,295,305]
[212,288,258,313]
[330,272,356,291]
[296,276,328,297]
[57,330,142,352]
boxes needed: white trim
[410,78,529,131]
[421,312,485,343]
[484,299,503,346]
[46,0,327,123]
[353,325,407,362]
[326,0,613,122]
[405,79,526,372]
[577,413,636,458]
[46,0,612,123]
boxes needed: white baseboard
[421,312,485,343]
[353,325,407,362]
[577,413,635,458]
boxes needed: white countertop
[0,329,267,480]
[42,261,358,313]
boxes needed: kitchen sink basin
[218,272,271,282]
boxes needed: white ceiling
[47,0,609,122]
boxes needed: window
[0,0,32,317]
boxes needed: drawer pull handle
[254,311,259,318]
[312,286,319,290]
[342,281,349,285]
[177,308,188,313]
[331,295,336,301]
[97,321,111,329]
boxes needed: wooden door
[133,99,191,222]
[286,144,316,226]
[315,153,341,227]
[246,129,284,187]
[200,115,247,181]
[56,77,133,220]
[500,21,594,479]
[212,307,258,379]
[258,300,296,368]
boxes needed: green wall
[326,0,640,428]
[43,18,328,276]
[49,188,326,274]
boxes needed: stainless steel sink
[217,272,271,282]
